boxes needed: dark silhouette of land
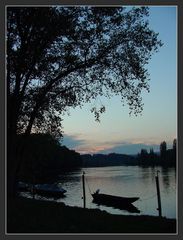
[15,134,82,184]
[7,197,176,233]
[7,133,176,234]
[81,141,176,168]
[14,134,176,184]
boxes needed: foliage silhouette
[160,141,167,160]
[16,134,82,183]
[82,139,176,167]
[7,6,162,138]
[7,6,162,196]
[137,140,176,167]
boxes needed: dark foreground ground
[7,197,176,233]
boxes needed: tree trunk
[25,99,42,136]
[7,94,26,198]
[7,132,18,199]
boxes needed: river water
[21,165,177,219]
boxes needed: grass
[7,196,176,233]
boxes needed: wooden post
[32,173,36,200]
[82,171,86,208]
[32,184,35,199]
[155,171,162,217]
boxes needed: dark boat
[17,181,30,192]
[17,181,67,198]
[92,190,140,213]
[92,189,139,204]
[34,183,67,198]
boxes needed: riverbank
[7,197,176,233]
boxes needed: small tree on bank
[173,138,177,162]
[173,139,176,152]
[160,141,167,160]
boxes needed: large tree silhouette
[7,6,162,196]
[7,6,162,138]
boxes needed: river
[21,165,177,219]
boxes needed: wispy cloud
[62,134,86,149]
[97,143,160,155]
[61,134,173,155]
[75,142,161,155]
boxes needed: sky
[62,6,177,155]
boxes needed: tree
[173,138,176,161]
[173,139,176,151]
[149,148,154,155]
[7,6,162,138]
[160,141,167,160]
[17,134,82,183]
[139,148,148,164]
[7,6,162,196]
[149,148,155,157]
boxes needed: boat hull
[92,193,140,213]
[34,188,66,198]
[92,193,139,204]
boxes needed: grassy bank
[7,197,176,233]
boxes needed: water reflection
[20,166,176,218]
[92,200,140,213]
[161,167,171,189]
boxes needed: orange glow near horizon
[65,135,177,155]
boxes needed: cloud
[62,134,171,155]
[75,145,110,154]
[62,134,86,149]
[97,143,160,155]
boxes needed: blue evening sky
[62,6,177,155]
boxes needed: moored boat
[17,181,67,198]
[34,183,67,198]
[92,189,140,212]
[17,181,30,192]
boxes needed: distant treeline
[16,134,176,183]
[136,140,176,167]
[81,153,136,167]
[81,140,176,168]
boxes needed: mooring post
[82,171,86,208]
[32,174,35,200]
[155,170,162,217]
